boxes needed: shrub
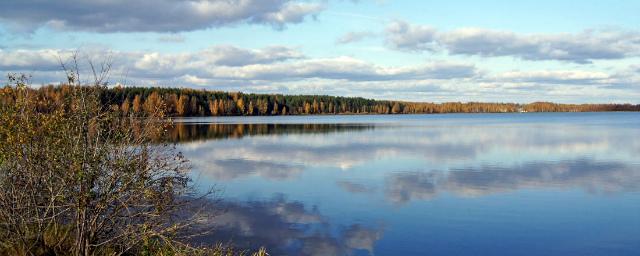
[0,64,206,255]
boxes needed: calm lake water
[172,112,640,256]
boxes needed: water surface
[173,113,640,256]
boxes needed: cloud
[207,45,305,66]
[0,49,72,71]
[493,70,613,85]
[157,34,186,43]
[336,31,377,44]
[385,20,640,63]
[385,20,438,51]
[210,56,477,81]
[0,47,477,85]
[258,1,324,29]
[0,0,325,33]
[131,45,306,78]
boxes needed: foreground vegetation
[0,71,266,255]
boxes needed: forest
[4,84,640,117]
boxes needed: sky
[0,0,639,103]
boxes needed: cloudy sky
[0,0,639,103]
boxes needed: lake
[171,112,640,256]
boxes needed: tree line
[4,84,640,117]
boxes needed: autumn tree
[248,101,255,115]
[132,94,142,114]
[391,102,401,114]
[143,91,163,114]
[257,99,268,115]
[121,98,130,114]
[176,94,189,116]
[165,93,178,114]
[208,99,219,116]
[218,99,226,115]
[236,97,245,115]
[304,101,311,114]
[272,101,279,115]
[312,99,319,114]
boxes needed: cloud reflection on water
[202,159,303,180]
[193,197,383,256]
[175,120,640,205]
[177,121,636,181]
[386,159,640,204]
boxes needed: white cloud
[157,34,186,43]
[259,1,324,29]
[385,20,437,51]
[385,20,640,64]
[336,31,377,44]
[0,0,325,33]
[0,49,73,71]
[493,70,612,84]
[0,47,477,83]
[205,56,477,81]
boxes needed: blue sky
[0,0,639,103]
